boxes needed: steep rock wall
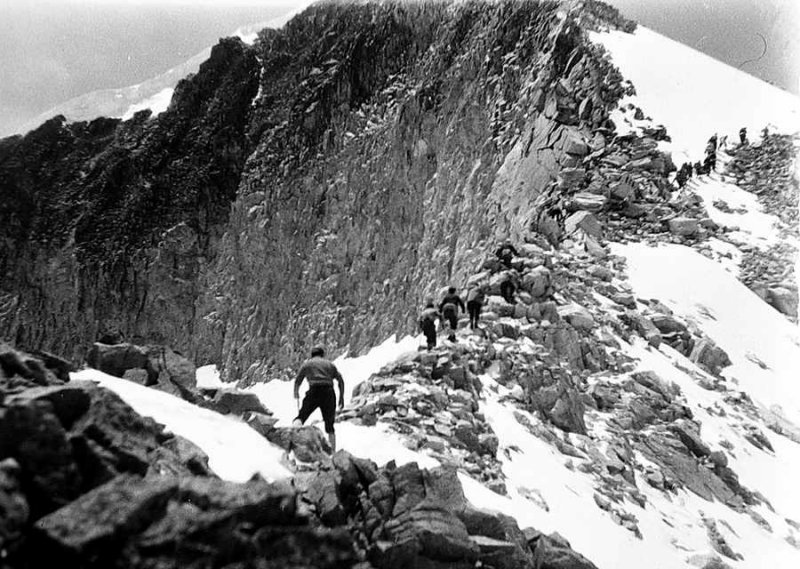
[200,1,633,380]
[0,39,260,360]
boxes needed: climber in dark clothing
[675,167,688,188]
[495,239,519,268]
[739,127,748,145]
[500,277,516,304]
[293,346,345,452]
[703,150,716,173]
[418,301,440,350]
[466,285,486,329]
[439,287,465,341]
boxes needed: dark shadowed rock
[1,343,63,388]
[32,474,177,563]
[690,340,731,376]
[6,384,91,429]
[0,458,29,556]
[210,388,270,416]
[86,343,150,381]
[0,399,82,518]
[527,530,599,569]
[264,426,331,462]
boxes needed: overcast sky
[1,0,798,137]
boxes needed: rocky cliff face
[0,0,636,378]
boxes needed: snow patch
[72,369,291,483]
[119,87,174,121]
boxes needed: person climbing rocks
[694,160,704,176]
[703,150,716,173]
[707,134,717,152]
[718,134,728,151]
[439,286,465,341]
[466,285,486,330]
[293,346,345,452]
[675,166,688,189]
[739,127,748,145]
[500,275,516,304]
[418,300,440,350]
[495,238,519,268]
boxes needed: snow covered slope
[592,26,800,163]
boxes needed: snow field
[591,27,800,163]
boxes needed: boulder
[564,211,602,239]
[766,286,798,318]
[650,313,686,334]
[486,295,516,318]
[145,345,196,391]
[521,266,552,299]
[669,420,711,458]
[558,168,586,187]
[86,343,196,392]
[263,426,331,462]
[6,384,91,429]
[609,180,634,202]
[0,343,63,388]
[211,389,270,416]
[558,304,596,331]
[121,368,149,385]
[86,343,150,381]
[622,311,662,348]
[569,192,607,212]
[527,531,599,569]
[690,340,731,376]
[668,217,699,237]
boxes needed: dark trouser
[443,311,458,334]
[421,320,437,350]
[500,281,515,304]
[467,301,482,329]
[295,386,336,433]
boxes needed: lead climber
[439,286,465,341]
[293,346,345,452]
[495,238,519,268]
[418,300,440,350]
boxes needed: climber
[675,166,688,189]
[739,127,748,145]
[466,285,486,330]
[694,160,704,176]
[293,346,345,452]
[703,150,716,173]
[418,300,440,350]
[500,275,516,304]
[439,286,465,341]
[495,238,519,268]
[707,134,718,152]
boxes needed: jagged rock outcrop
[0,37,260,362]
